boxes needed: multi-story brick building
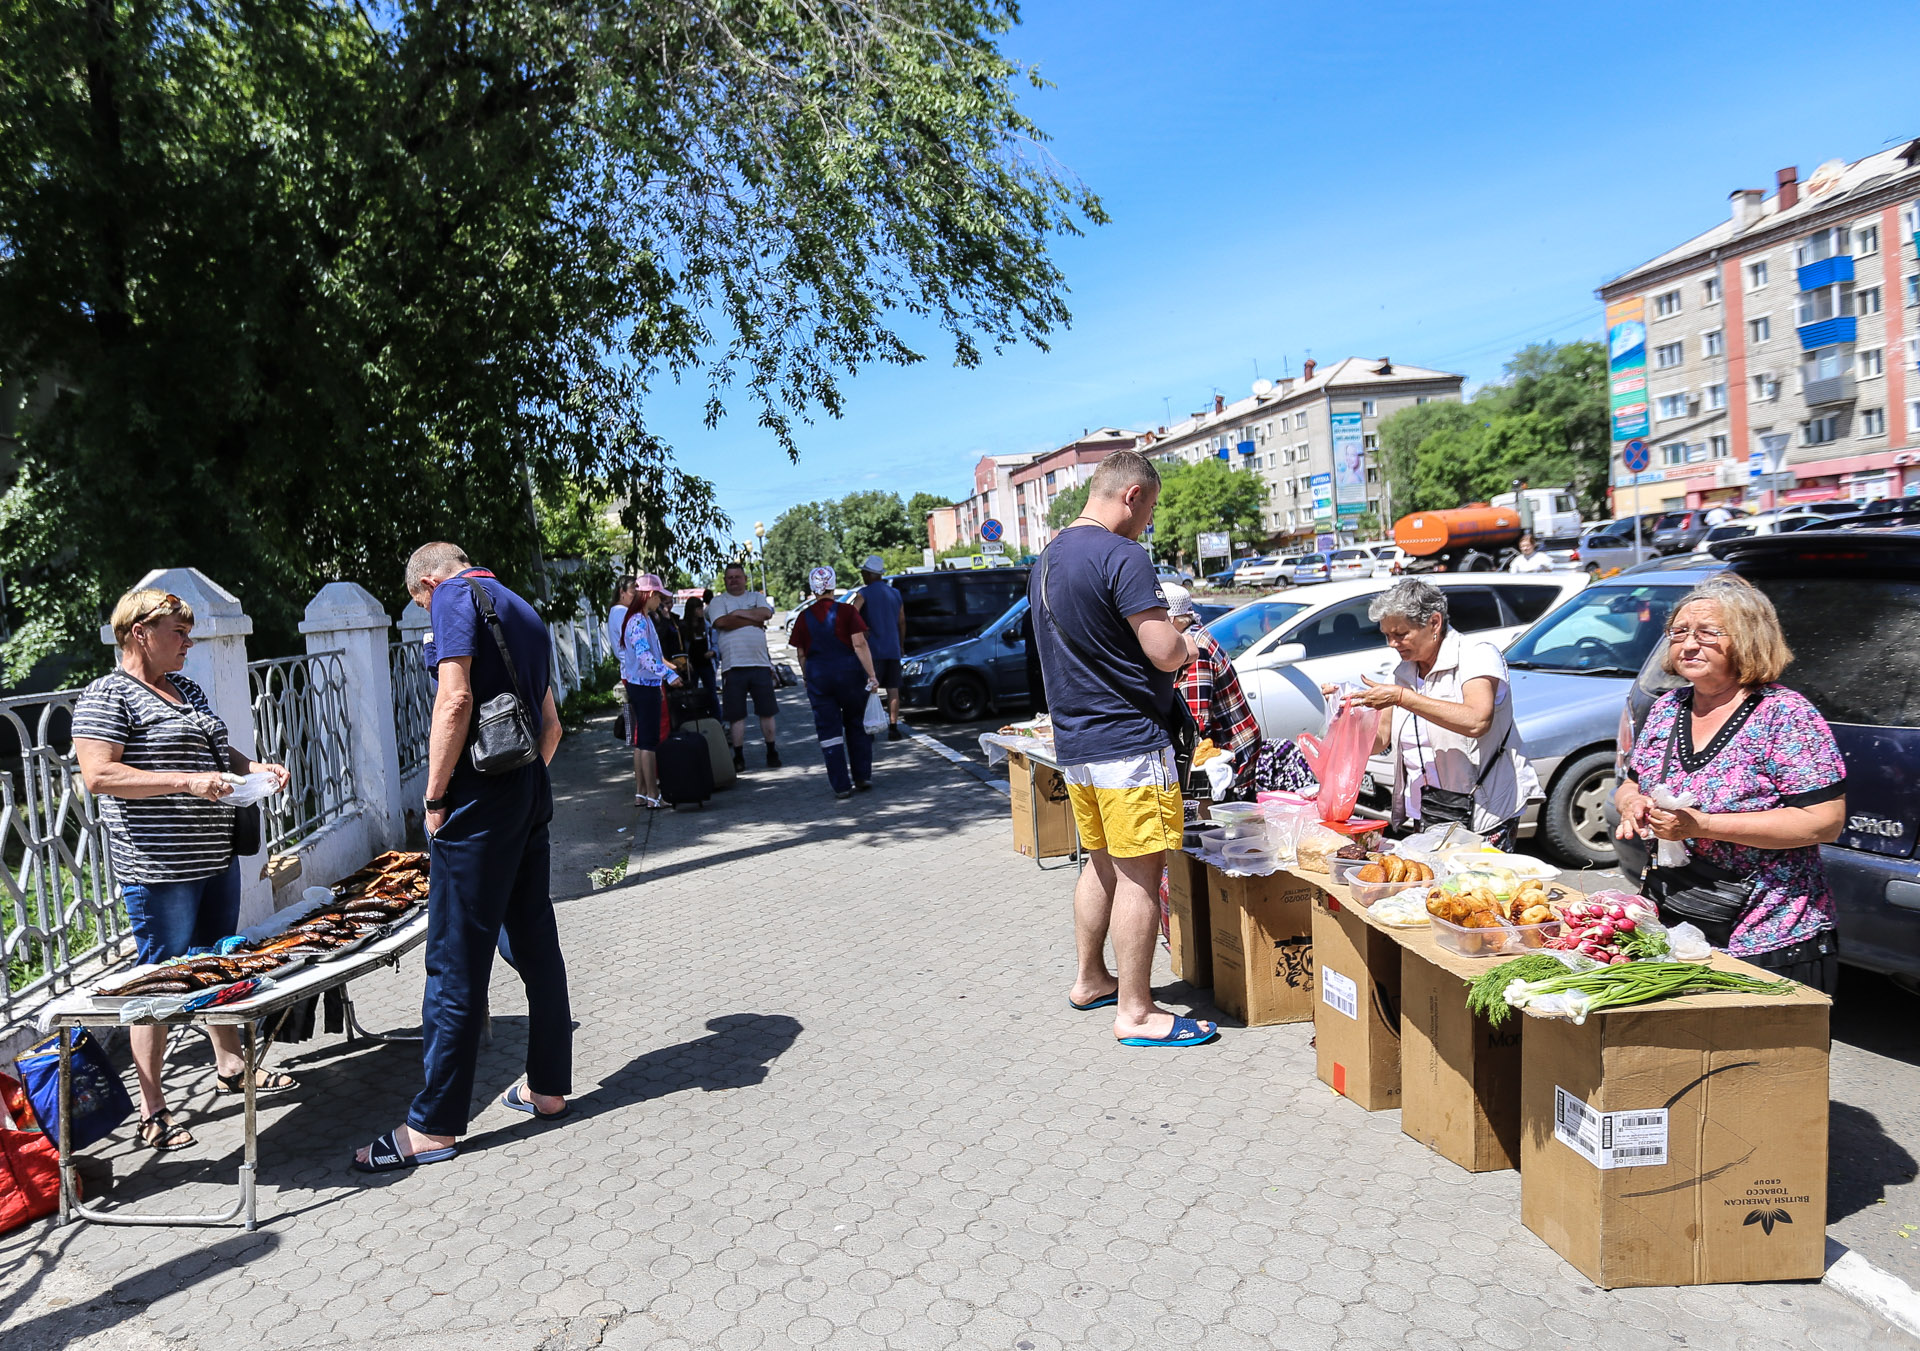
[1599,142,1920,511]
[1008,428,1145,553]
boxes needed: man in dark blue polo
[354,542,573,1172]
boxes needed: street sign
[981,541,1005,555]
[969,554,987,570]
[1622,439,1651,473]
[980,517,1003,543]
[1195,531,1231,560]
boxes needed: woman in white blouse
[1334,579,1539,846]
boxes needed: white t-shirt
[707,590,774,671]
[1389,629,1540,832]
[1507,551,1555,573]
[1705,507,1732,527]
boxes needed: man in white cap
[849,553,907,740]
[788,566,882,799]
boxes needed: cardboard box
[1008,751,1075,859]
[1400,946,1522,1172]
[1519,966,1831,1288]
[1165,850,1212,988]
[1311,891,1403,1110]
[1207,866,1315,1026]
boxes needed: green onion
[1464,955,1568,1028]
[1505,961,1797,1024]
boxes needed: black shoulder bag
[120,670,262,856]
[1410,714,1511,828]
[1637,694,1760,947]
[1039,546,1200,792]
[463,578,540,775]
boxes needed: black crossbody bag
[1638,695,1761,947]
[116,670,262,856]
[463,578,540,775]
[1040,547,1200,793]
[1410,714,1510,828]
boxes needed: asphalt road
[903,701,1920,1291]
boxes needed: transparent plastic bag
[1293,686,1381,824]
[861,691,888,735]
[1648,785,1701,867]
[221,770,280,808]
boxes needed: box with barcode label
[1309,888,1401,1111]
[1519,957,1831,1288]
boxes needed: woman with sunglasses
[72,588,293,1150]
[1613,577,1847,991]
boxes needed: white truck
[1489,487,1582,541]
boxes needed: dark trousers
[409,764,572,1136]
[806,669,873,793]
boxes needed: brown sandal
[138,1110,194,1150]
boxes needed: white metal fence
[390,640,432,778]
[247,653,357,855]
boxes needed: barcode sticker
[1321,967,1359,1020]
[1554,1087,1669,1169]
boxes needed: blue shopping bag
[14,1029,134,1152]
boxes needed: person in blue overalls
[849,554,908,741]
[788,566,882,800]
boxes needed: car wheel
[1542,749,1618,868]
[935,672,988,722]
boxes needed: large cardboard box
[1311,892,1403,1110]
[1519,967,1831,1288]
[1008,751,1074,859]
[1400,946,1522,1172]
[1165,850,1212,988]
[1207,867,1315,1026]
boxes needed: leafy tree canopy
[1151,459,1264,564]
[907,491,954,520]
[1045,482,1090,530]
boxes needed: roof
[1010,428,1147,484]
[1605,139,1920,291]
[1143,358,1463,454]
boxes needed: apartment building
[1141,357,1463,547]
[933,451,1042,552]
[1009,428,1145,552]
[1599,142,1920,511]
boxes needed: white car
[1327,547,1374,582]
[1203,572,1591,748]
[1233,556,1293,587]
[1366,543,1404,577]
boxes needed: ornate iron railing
[0,690,127,1033]
[390,640,433,778]
[547,603,615,702]
[247,653,355,854]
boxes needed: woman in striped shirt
[72,588,293,1151]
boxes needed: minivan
[893,568,1033,721]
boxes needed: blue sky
[647,1,1920,543]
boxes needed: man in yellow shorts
[1028,451,1219,1049]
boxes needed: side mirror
[1002,627,1023,644]
[1244,641,1307,670]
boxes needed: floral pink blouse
[1627,684,1847,956]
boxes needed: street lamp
[753,521,766,594]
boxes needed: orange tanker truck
[1391,504,1523,572]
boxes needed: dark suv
[1614,528,1920,983]
[1648,509,1723,555]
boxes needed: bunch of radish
[1547,894,1667,965]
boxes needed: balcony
[1801,372,1856,406]
[1797,315,1857,351]
[1795,255,1854,292]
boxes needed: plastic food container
[1215,820,1267,845]
[1329,856,1373,886]
[1206,802,1264,824]
[1348,876,1431,908]
[1428,911,1562,957]
[1438,849,1558,882]
[1220,840,1279,870]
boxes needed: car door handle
[1886,880,1920,912]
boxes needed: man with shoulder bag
[353,543,574,1173]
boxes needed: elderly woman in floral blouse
[1614,577,1846,992]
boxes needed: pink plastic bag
[1294,698,1381,824]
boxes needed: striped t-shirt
[71,671,235,883]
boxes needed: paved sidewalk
[0,686,1911,1349]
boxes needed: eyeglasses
[1665,625,1725,645]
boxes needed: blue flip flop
[1068,991,1119,1011]
[351,1129,457,1173]
[1119,1015,1219,1048]
[502,1084,572,1120]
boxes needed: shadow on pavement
[1829,1098,1919,1225]
[0,1231,279,1351]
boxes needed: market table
[978,731,1081,868]
[41,906,429,1232]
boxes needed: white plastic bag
[861,691,888,735]
[1203,755,1236,801]
[1665,921,1713,962]
[222,770,281,807]
[1648,784,1700,868]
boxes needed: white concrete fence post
[99,567,271,922]
[300,582,404,853]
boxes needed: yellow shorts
[1063,749,1184,859]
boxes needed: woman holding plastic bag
[1613,578,1846,992]
[1326,578,1537,846]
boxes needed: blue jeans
[410,763,573,1137]
[122,860,242,964]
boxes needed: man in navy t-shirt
[353,542,574,1173]
[1029,452,1217,1051]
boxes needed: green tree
[1045,482,1090,530]
[907,491,954,520]
[1379,402,1484,515]
[827,491,917,567]
[761,503,842,607]
[0,0,1102,672]
[1151,459,1264,564]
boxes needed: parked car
[1155,562,1196,587]
[1614,528,1920,986]
[1210,573,1588,770]
[1692,522,1756,552]
[1191,600,1234,628]
[892,567,1032,720]
[1649,510,1717,555]
[1292,553,1331,585]
[1231,556,1288,587]
[1204,561,1244,587]
[1327,548,1373,581]
[1367,543,1405,576]
[1538,534,1587,571]
[1577,515,1663,575]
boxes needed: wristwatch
[425,796,449,811]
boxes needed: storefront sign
[1608,297,1650,441]
[1310,472,1334,523]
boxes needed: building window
[1653,289,1682,317]
[1794,227,1850,266]
[1656,392,1688,420]
[1859,347,1884,379]
[1861,408,1886,437]
[1747,260,1770,290]
[1660,441,1687,466]
[1908,274,1920,308]
[1709,434,1730,459]
[1361,399,1376,417]
[1855,285,1882,316]
[1857,223,1880,256]
[1654,341,1684,368]
[1798,285,1852,325]
[1297,410,1310,428]
[1705,383,1726,410]
[1748,315,1772,344]
[1752,373,1780,401]
[1365,466,1380,484]
[1415,395,1430,405]
[1803,415,1841,446]
[1362,433,1379,451]
[1702,328,1724,357]
[1911,400,1920,438]
[1294,442,1308,460]
[1703,275,1722,305]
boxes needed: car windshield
[1205,600,1312,659]
[1505,583,1689,674]
[1654,513,1689,529]
[1299,554,1325,566]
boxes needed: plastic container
[1182,823,1224,850]
[1437,849,1558,882]
[1206,802,1264,825]
[1329,856,1372,887]
[1215,820,1267,845]
[1349,877,1432,908]
[1429,911,1562,957]
[1220,840,1279,871]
